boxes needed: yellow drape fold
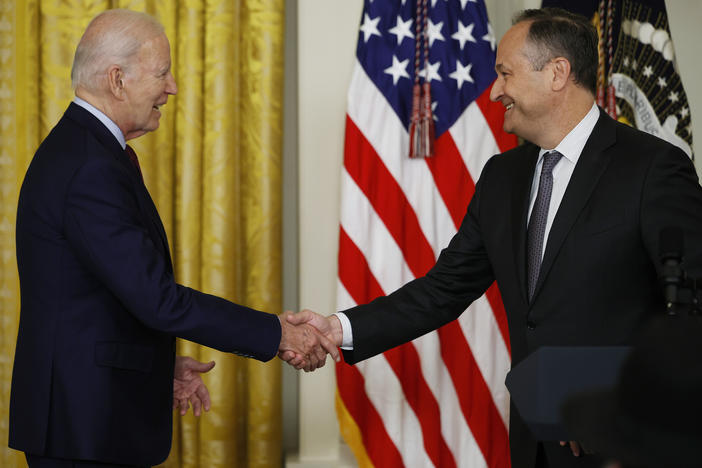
[0,1,285,467]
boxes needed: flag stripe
[340,169,415,289]
[438,322,512,468]
[344,116,436,278]
[385,345,458,468]
[335,392,376,468]
[425,131,476,229]
[486,282,511,355]
[339,239,435,467]
[339,228,457,468]
[336,363,405,467]
[458,295,512,427]
[336,242,408,468]
[341,172,492,465]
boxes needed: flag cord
[409,0,436,158]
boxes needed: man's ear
[549,57,571,92]
[107,65,126,99]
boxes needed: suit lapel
[512,144,541,305]
[65,103,174,271]
[531,110,617,303]
[139,190,173,270]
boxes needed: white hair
[71,9,164,91]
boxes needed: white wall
[287,1,702,466]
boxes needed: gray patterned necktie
[527,150,563,301]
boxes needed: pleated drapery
[0,1,285,467]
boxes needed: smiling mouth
[505,103,514,111]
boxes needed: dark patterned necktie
[527,150,563,301]
[125,144,144,183]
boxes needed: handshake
[173,309,344,417]
[277,309,343,372]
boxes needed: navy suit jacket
[9,103,281,466]
[340,109,702,468]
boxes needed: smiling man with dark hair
[283,7,702,468]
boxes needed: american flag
[335,1,518,467]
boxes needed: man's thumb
[196,360,216,372]
[286,310,310,325]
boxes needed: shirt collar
[73,96,127,150]
[538,102,600,166]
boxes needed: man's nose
[489,77,503,102]
[166,72,177,95]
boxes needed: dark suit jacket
[9,103,281,466]
[340,109,702,468]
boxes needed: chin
[502,121,515,135]
[146,120,161,132]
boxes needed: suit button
[526,320,536,330]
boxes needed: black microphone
[659,227,684,315]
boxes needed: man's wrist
[329,314,343,346]
[332,312,353,349]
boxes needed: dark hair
[513,8,598,95]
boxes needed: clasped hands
[278,309,343,372]
[172,309,341,417]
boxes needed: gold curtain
[0,1,285,467]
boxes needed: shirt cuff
[333,312,354,349]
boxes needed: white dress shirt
[336,102,602,349]
[528,102,600,259]
[73,96,127,150]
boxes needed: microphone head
[659,226,684,261]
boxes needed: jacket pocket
[94,341,155,373]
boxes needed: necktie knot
[541,150,563,175]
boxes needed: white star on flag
[452,21,476,50]
[643,65,653,78]
[419,61,442,82]
[680,106,690,118]
[360,14,381,43]
[428,19,445,47]
[623,56,630,67]
[449,60,474,89]
[482,23,496,51]
[384,55,410,85]
[669,91,679,103]
[389,15,413,46]
[657,77,667,88]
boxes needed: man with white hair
[9,9,336,468]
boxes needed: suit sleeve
[640,144,702,280]
[341,156,498,364]
[63,157,281,361]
